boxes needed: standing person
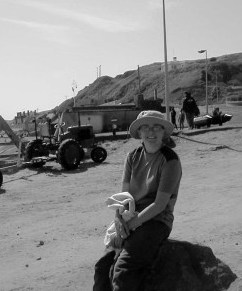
[182,91,199,129]
[112,123,117,136]
[170,107,178,130]
[93,110,182,291]
[178,109,185,130]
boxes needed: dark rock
[36,240,44,247]
[144,239,237,291]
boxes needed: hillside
[55,52,242,113]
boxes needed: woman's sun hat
[129,110,174,139]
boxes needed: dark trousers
[185,112,195,129]
[172,120,178,130]
[93,220,170,291]
[93,250,116,291]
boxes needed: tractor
[24,117,107,170]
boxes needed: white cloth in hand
[104,192,136,249]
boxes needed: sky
[0,0,242,120]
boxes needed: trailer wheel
[0,170,3,188]
[58,139,81,170]
[25,140,45,161]
[91,147,107,163]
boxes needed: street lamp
[198,49,208,114]
[162,0,170,121]
[214,70,219,103]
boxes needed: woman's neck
[142,142,164,154]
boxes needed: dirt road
[1,120,242,290]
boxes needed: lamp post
[198,50,208,114]
[162,0,170,121]
[214,70,219,103]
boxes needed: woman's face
[138,123,165,153]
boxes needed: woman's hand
[115,211,130,239]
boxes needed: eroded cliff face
[69,52,242,109]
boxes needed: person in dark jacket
[182,92,199,129]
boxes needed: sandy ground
[1,105,242,291]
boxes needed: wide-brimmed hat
[129,110,174,139]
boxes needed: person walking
[170,107,178,130]
[178,109,185,130]
[93,110,182,291]
[182,91,199,129]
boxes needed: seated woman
[93,110,182,291]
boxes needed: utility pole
[198,50,208,114]
[162,0,170,121]
[137,65,141,93]
[96,65,101,79]
[215,70,219,103]
[205,51,208,113]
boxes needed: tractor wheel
[91,147,107,163]
[24,140,45,161]
[58,139,81,170]
[0,170,3,188]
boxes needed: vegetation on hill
[55,52,242,113]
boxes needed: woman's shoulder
[124,146,143,167]
[160,146,179,162]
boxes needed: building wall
[79,113,104,133]
[62,101,166,134]
[102,110,139,132]
[60,109,140,133]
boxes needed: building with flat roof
[57,94,166,134]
